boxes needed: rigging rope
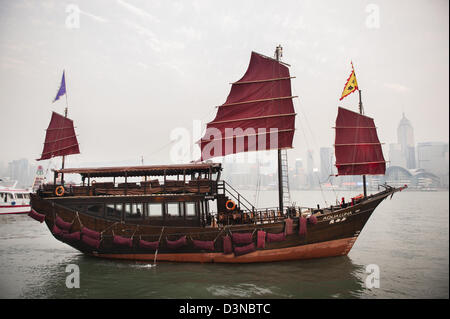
[291,85,329,207]
[153,226,165,266]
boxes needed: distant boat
[0,181,31,215]
[30,46,406,263]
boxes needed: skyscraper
[320,147,334,182]
[417,142,449,176]
[388,143,406,167]
[397,113,416,169]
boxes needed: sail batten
[200,51,296,160]
[43,135,78,144]
[200,128,295,143]
[219,96,297,108]
[209,113,296,125]
[334,107,386,176]
[232,76,295,85]
[37,112,80,161]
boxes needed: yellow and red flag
[340,62,358,101]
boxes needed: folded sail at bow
[199,51,297,160]
[37,111,80,161]
[334,107,386,175]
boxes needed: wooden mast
[358,89,367,198]
[61,70,68,186]
[275,45,284,213]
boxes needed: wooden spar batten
[357,89,367,198]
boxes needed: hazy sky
[0,0,448,170]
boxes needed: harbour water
[0,190,448,299]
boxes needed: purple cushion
[234,242,256,256]
[285,218,293,235]
[139,239,159,250]
[62,231,81,242]
[309,215,318,224]
[231,232,253,244]
[28,209,45,223]
[166,236,187,249]
[82,234,101,249]
[113,235,133,248]
[223,235,232,254]
[257,230,266,248]
[52,224,68,236]
[55,216,72,231]
[267,232,286,243]
[299,217,307,236]
[81,227,101,240]
[192,239,215,251]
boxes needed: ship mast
[358,89,367,198]
[275,45,284,213]
[61,71,69,186]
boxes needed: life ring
[225,200,236,211]
[55,186,65,197]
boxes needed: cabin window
[106,204,122,219]
[186,202,196,216]
[23,194,29,199]
[7,193,14,201]
[166,203,180,217]
[147,203,162,217]
[16,194,23,199]
[125,203,143,219]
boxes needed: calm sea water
[0,190,448,299]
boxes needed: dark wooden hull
[30,189,398,263]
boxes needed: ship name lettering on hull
[322,211,353,222]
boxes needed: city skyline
[2,110,448,189]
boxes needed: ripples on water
[0,191,448,299]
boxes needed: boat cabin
[36,163,227,227]
[0,189,30,204]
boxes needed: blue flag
[53,71,66,102]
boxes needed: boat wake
[206,283,286,298]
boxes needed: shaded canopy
[53,163,222,178]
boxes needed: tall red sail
[37,112,80,161]
[199,52,296,160]
[334,107,386,175]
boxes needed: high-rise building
[306,149,318,188]
[320,147,334,182]
[295,158,303,174]
[388,143,406,167]
[397,113,416,169]
[417,142,449,177]
[7,158,32,188]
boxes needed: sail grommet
[225,200,236,211]
[55,186,65,197]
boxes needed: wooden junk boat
[29,46,406,263]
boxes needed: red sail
[199,52,296,160]
[334,107,386,175]
[37,112,80,161]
